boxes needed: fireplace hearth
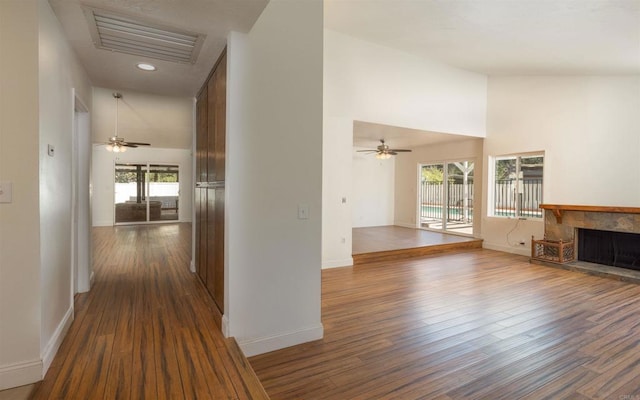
[532,204,640,280]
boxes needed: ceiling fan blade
[388,151,398,155]
[124,142,151,146]
[122,144,138,148]
[389,149,412,152]
[356,150,377,153]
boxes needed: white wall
[0,1,42,389]
[394,138,484,237]
[482,76,640,255]
[323,29,488,267]
[38,0,92,374]
[0,0,92,389]
[92,87,193,150]
[352,148,395,227]
[92,146,193,226]
[226,0,323,356]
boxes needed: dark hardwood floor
[30,223,267,400]
[250,249,640,399]
[26,223,640,399]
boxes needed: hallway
[30,223,267,399]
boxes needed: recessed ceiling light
[136,63,157,71]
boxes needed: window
[491,154,543,218]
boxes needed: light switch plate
[298,204,309,220]
[0,181,13,203]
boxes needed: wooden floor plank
[250,248,640,399]
[29,223,267,400]
[27,223,640,399]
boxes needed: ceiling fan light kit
[357,139,412,159]
[104,92,151,152]
[375,152,392,160]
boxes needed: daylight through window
[491,154,544,218]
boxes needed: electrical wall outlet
[0,181,12,203]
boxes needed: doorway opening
[418,160,474,235]
[114,163,180,224]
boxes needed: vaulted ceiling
[326,0,640,76]
[49,0,639,149]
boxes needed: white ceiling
[353,121,477,149]
[51,0,640,98]
[325,0,640,76]
[49,0,268,97]
[337,0,640,149]
[49,0,640,149]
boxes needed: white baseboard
[92,220,112,227]
[322,257,353,269]
[483,242,530,257]
[90,270,95,286]
[237,324,324,357]
[395,221,417,229]
[0,360,42,391]
[41,307,74,375]
[221,315,230,338]
[189,260,196,273]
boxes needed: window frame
[489,152,544,219]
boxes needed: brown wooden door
[205,187,216,297]
[195,87,208,283]
[205,51,226,313]
[207,51,226,182]
[213,53,226,181]
[213,186,225,308]
[198,189,208,284]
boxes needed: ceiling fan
[357,139,412,159]
[103,92,150,152]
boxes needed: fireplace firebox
[578,228,640,271]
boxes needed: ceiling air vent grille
[83,7,205,64]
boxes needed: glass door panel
[148,164,179,221]
[419,161,474,235]
[420,164,444,230]
[446,161,474,235]
[115,163,147,223]
[115,163,180,224]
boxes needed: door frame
[417,158,475,236]
[72,91,92,295]
[113,161,182,225]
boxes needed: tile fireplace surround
[535,204,640,282]
[541,204,640,241]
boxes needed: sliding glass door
[114,163,179,224]
[419,160,474,235]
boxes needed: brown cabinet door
[208,50,226,182]
[195,86,208,281]
[198,189,208,284]
[195,48,226,316]
[195,187,201,279]
[214,53,226,181]
[203,187,224,313]
[206,187,216,298]
[196,88,208,184]
[213,187,225,310]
